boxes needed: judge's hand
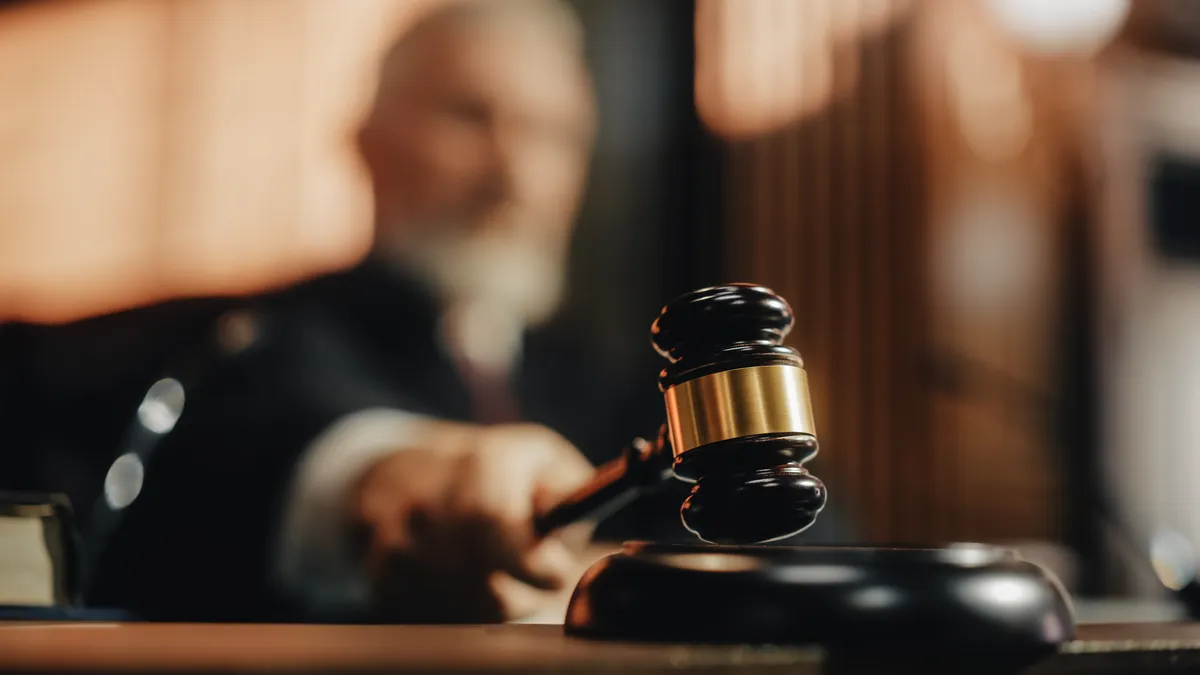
[351,422,597,623]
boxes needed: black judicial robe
[0,258,853,622]
[0,259,672,621]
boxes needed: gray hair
[376,0,587,94]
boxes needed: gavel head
[651,283,827,545]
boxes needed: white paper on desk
[0,516,54,606]
[510,611,566,625]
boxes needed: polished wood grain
[718,0,1104,551]
[2,622,1200,674]
[0,623,820,674]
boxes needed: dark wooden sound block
[564,542,1075,669]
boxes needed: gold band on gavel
[663,364,816,456]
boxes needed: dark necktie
[453,355,521,425]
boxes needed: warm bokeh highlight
[0,0,446,324]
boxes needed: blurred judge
[262,0,647,622]
[92,0,665,624]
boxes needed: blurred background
[4,0,1200,612]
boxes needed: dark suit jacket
[0,257,854,622]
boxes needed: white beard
[378,223,569,329]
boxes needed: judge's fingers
[474,422,596,525]
[523,428,598,511]
[454,500,576,591]
[448,426,592,588]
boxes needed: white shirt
[273,407,431,613]
[273,302,526,613]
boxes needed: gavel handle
[534,427,673,538]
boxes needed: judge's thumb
[529,430,597,513]
[479,422,596,514]
[465,424,594,586]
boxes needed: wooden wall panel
[718,0,1092,545]
[723,2,933,543]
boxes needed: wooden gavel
[535,283,826,544]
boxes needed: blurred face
[358,14,595,323]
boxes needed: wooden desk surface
[1,622,1200,674]
[0,623,819,674]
